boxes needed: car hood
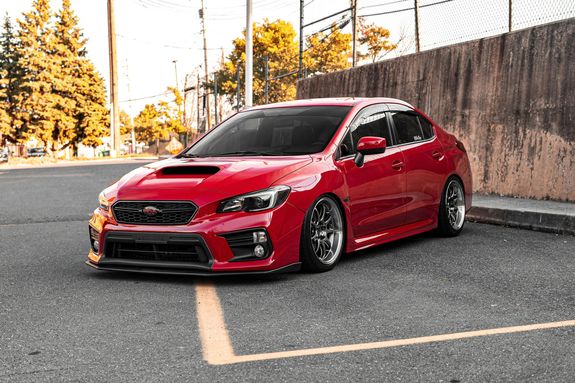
[112,156,312,206]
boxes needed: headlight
[98,191,110,211]
[218,186,291,213]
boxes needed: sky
[0,0,571,116]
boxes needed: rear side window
[391,112,434,144]
[392,112,423,144]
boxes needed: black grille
[112,201,197,225]
[104,232,210,264]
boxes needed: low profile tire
[300,195,345,272]
[437,176,466,237]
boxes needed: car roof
[247,97,414,110]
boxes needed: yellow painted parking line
[195,282,575,365]
[195,281,235,365]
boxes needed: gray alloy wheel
[437,177,466,236]
[445,179,466,231]
[309,197,344,265]
[300,195,345,272]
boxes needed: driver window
[350,112,391,152]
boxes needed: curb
[467,206,575,236]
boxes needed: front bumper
[87,200,305,275]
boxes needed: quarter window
[339,130,354,157]
[418,116,434,139]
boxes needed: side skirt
[348,218,437,252]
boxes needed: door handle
[391,160,404,170]
[431,151,444,160]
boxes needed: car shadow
[85,224,475,286]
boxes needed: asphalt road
[1,161,574,382]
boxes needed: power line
[359,0,454,17]
[115,33,221,50]
[303,7,352,28]
[119,92,167,103]
[359,0,409,11]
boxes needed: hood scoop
[160,166,220,176]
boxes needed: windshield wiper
[178,153,202,158]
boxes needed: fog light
[252,231,268,243]
[93,241,99,252]
[254,244,266,258]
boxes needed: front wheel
[300,195,345,272]
[437,177,466,237]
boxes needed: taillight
[455,139,467,153]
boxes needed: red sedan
[87,98,472,275]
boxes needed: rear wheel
[437,177,466,236]
[300,196,345,272]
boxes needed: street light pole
[172,59,179,90]
[245,0,253,107]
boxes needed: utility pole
[183,74,191,145]
[107,0,120,156]
[124,59,136,154]
[298,0,304,78]
[199,0,211,130]
[214,73,219,125]
[351,0,358,67]
[245,0,253,107]
[236,65,241,111]
[414,0,421,53]
[196,72,200,134]
[508,0,512,32]
[264,55,269,104]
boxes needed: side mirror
[354,136,386,167]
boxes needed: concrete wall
[297,19,575,202]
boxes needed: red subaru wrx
[87,98,472,275]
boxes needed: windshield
[181,106,351,157]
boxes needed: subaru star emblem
[142,206,161,216]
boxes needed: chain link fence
[357,0,575,54]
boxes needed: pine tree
[73,58,109,148]
[54,0,108,152]
[0,14,20,143]
[14,0,62,149]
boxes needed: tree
[134,104,160,143]
[216,19,300,107]
[0,14,21,143]
[304,24,352,75]
[157,87,185,135]
[53,0,108,151]
[358,21,397,63]
[133,88,185,152]
[14,0,62,148]
[72,58,109,148]
[216,19,355,107]
[119,110,133,136]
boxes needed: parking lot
[1,161,574,382]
